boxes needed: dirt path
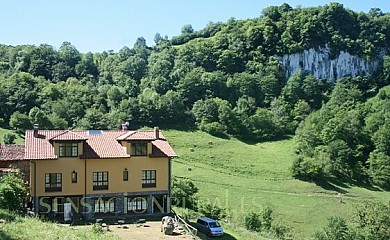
[108,221,193,240]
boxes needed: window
[131,142,147,156]
[59,142,78,157]
[128,197,147,212]
[71,171,77,183]
[94,198,115,213]
[93,172,108,190]
[123,169,128,181]
[45,173,62,192]
[142,170,156,188]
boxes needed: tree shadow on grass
[0,231,17,240]
[236,134,294,145]
[314,179,349,194]
[197,231,237,240]
[313,177,382,193]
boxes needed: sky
[1,0,389,53]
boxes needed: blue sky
[1,0,389,53]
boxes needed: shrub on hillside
[198,202,226,220]
[244,211,262,232]
[0,173,27,211]
[244,207,274,232]
[3,133,16,144]
[171,177,199,210]
[314,202,390,240]
[354,201,390,239]
[244,207,290,238]
[314,217,350,240]
[291,156,324,181]
[200,121,227,138]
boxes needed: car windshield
[208,221,221,228]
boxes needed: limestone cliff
[280,46,380,81]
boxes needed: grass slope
[165,130,390,239]
[0,210,118,240]
[0,128,24,144]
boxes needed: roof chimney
[154,126,159,140]
[33,124,39,138]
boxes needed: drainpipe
[31,161,37,213]
[167,157,172,213]
[84,155,87,220]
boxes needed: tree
[47,113,68,129]
[171,177,198,210]
[181,24,194,34]
[227,72,264,105]
[153,33,164,45]
[134,37,148,49]
[0,173,27,211]
[28,107,52,129]
[9,111,32,133]
[191,99,219,126]
[247,108,280,140]
[78,108,109,130]
[58,41,80,68]
[75,52,99,78]
[368,151,390,189]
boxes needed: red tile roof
[0,144,25,161]
[25,129,177,160]
[49,130,88,141]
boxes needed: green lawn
[0,128,24,144]
[0,210,118,240]
[165,130,390,239]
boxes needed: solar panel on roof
[87,130,103,135]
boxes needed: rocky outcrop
[280,46,380,81]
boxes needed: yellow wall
[31,157,86,197]
[31,156,169,197]
[85,156,168,194]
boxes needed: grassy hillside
[0,210,118,240]
[0,128,24,144]
[164,130,390,239]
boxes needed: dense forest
[0,3,389,188]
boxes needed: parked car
[196,217,224,237]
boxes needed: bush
[171,177,199,210]
[244,211,262,232]
[292,156,324,180]
[314,217,350,240]
[3,133,17,144]
[200,121,227,138]
[92,223,104,234]
[260,207,273,231]
[198,202,226,220]
[0,173,27,211]
[354,201,390,239]
[179,208,198,222]
[244,207,289,238]
[271,223,291,239]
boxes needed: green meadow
[165,130,390,239]
[0,128,24,144]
